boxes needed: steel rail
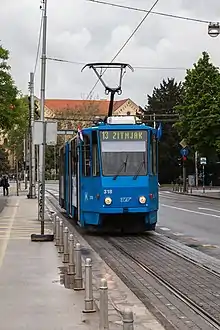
[46,189,220,329]
[145,235,220,279]
[106,237,220,330]
[46,189,220,277]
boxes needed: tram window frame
[92,131,100,177]
[150,131,157,175]
[82,134,91,177]
[71,139,76,175]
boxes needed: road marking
[198,207,220,213]
[159,227,170,231]
[0,200,19,268]
[161,204,220,218]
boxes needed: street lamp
[208,22,220,38]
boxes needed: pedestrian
[1,175,10,196]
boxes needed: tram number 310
[104,189,112,194]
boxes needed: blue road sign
[180,147,189,157]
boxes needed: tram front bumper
[100,207,149,214]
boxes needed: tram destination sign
[100,130,147,141]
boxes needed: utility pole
[16,158,19,196]
[31,0,53,242]
[153,113,156,129]
[27,72,36,199]
[195,151,198,189]
[38,0,47,235]
[23,136,28,189]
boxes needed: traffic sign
[200,157,207,165]
[180,147,189,157]
[179,139,187,148]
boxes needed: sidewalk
[170,187,220,199]
[0,196,99,330]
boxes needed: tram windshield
[99,130,147,176]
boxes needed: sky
[1,0,220,107]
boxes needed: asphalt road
[158,191,220,257]
[45,183,220,257]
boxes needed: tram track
[46,189,220,329]
[105,236,220,330]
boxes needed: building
[35,97,143,141]
[40,97,141,119]
[1,97,142,171]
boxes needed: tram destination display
[100,130,147,141]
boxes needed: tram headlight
[139,196,146,204]
[104,197,112,205]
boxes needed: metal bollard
[68,234,75,289]
[123,308,134,330]
[58,221,64,254]
[55,216,60,246]
[74,243,84,290]
[52,213,57,236]
[83,258,96,313]
[62,227,69,263]
[99,278,109,330]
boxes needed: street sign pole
[200,157,207,193]
[195,151,198,189]
[202,164,205,193]
[183,163,187,193]
[180,147,189,193]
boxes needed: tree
[0,44,21,130]
[5,96,29,167]
[174,51,220,158]
[0,146,9,173]
[44,101,101,178]
[56,100,102,130]
[144,78,183,183]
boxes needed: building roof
[44,99,129,116]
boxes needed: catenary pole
[38,0,47,234]
[28,72,36,199]
[30,72,36,198]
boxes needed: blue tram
[59,115,161,233]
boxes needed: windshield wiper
[133,158,146,180]
[113,154,128,180]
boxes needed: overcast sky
[1,0,220,107]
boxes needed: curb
[171,191,220,200]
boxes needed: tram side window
[151,132,157,175]
[82,135,91,177]
[71,139,77,175]
[92,131,100,176]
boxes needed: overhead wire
[86,0,161,99]
[86,0,211,24]
[46,56,187,70]
[33,9,44,75]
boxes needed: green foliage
[0,44,21,130]
[174,51,220,157]
[6,96,29,159]
[0,146,9,174]
[45,136,64,179]
[144,78,183,182]
[146,78,183,113]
